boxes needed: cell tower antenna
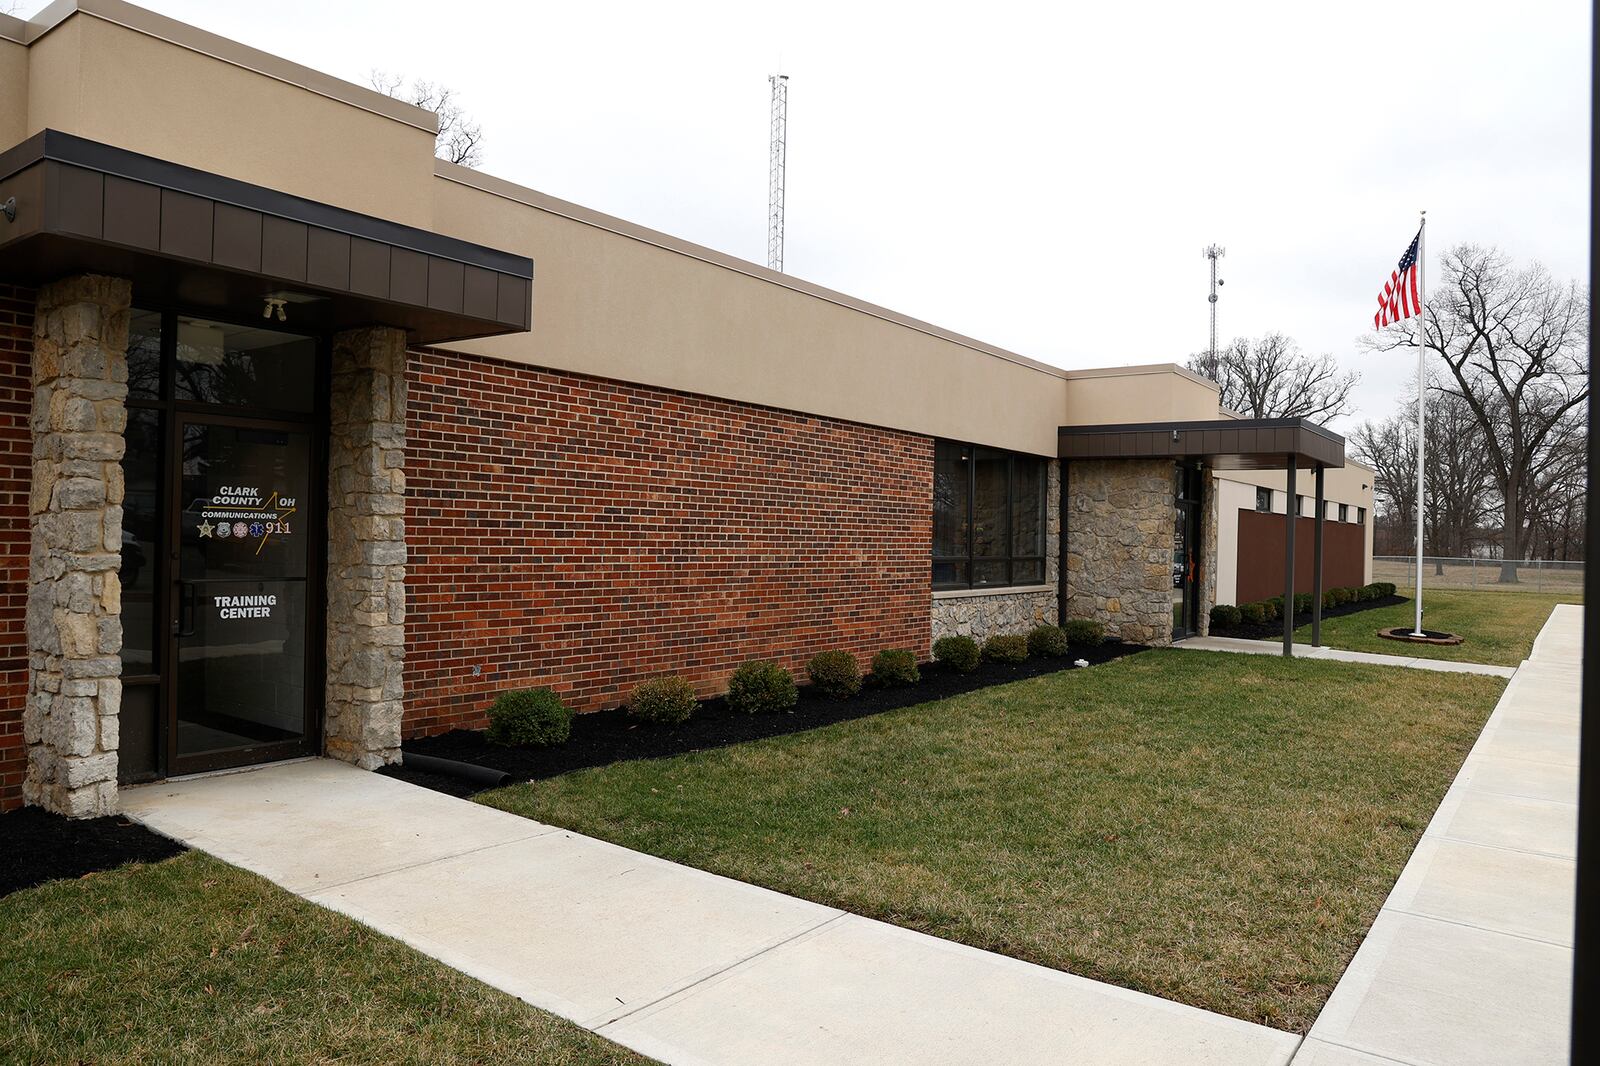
[767,74,789,272]
[1201,244,1226,379]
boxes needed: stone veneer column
[1064,458,1176,646]
[324,326,407,769]
[25,275,130,817]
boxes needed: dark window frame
[1338,503,1349,523]
[932,440,1047,590]
[1357,506,1367,526]
[1254,486,1272,513]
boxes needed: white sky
[18,0,1592,430]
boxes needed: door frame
[164,407,329,777]
[1172,464,1204,640]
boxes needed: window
[1338,503,1349,523]
[1357,506,1367,526]
[1297,495,1309,517]
[1254,487,1272,512]
[932,440,1046,589]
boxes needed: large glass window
[932,440,1046,589]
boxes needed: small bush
[629,676,699,725]
[1321,590,1337,610]
[1293,592,1314,616]
[1209,604,1242,629]
[806,650,862,699]
[486,687,572,747]
[1061,618,1105,646]
[1265,596,1285,620]
[1239,601,1267,625]
[1331,587,1353,607]
[982,634,1029,664]
[871,648,921,686]
[1027,624,1070,658]
[932,635,981,673]
[1376,581,1397,597]
[726,659,798,714]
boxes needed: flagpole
[1412,211,1427,636]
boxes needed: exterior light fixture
[262,297,288,322]
[1,196,15,222]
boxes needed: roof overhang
[0,130,532,345]
[1058,417,1346,471]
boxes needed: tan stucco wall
[1061,365,1223,425]
[431,171,1073,456]
[1213,462,1377,603]
[0,33,27,149]
[19,3,439,223]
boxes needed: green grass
[0,851,651,1065]
[481,651,1503,1032]
[1294,588,1578,665]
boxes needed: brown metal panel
[427,256,465,314]
[0,164,44,248]
[306,228,351,289]
[1219,428,1240,455]
[1238,428,1257,452]
[56,164,104,238]
[1200,430,1220,455]
[1235,509,1366,603]
[159,189,213,261]
[391,248,428,306]
[212,204,262,272]
[462,264,499,320]
[1135,431,1155,455]
[349,238,391,298]
[102,176,159,250]
[497,274,530,327]
[261,216,308,281]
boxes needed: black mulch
[1209,594,1409,641]
[381,639,1148,798]
[1,806,186,899]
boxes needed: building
[0,1,1373,816]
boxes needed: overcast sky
[21,0,1591,430]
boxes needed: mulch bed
[383,639,1148,798]
[1377,626,1464,645]
[1,806,186,899]
[1210,594,1409,641]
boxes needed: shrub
[726,659,798,714]
[486,687,572,747]
[932,635,981,673]
[1321,589,1337,610]
[629,675,699,725]
[1209,604,1242,629]
[806,650,862,699]
[1239,601,1267,625]
[1254,599,1279,622]
[1331,586,1353,607]
[871,648,921,686]
[1265,596,1285,620]
[1376,582,1397,597]
[1293,592,1314,616]
[982,634,1029,664]
[1061,618,1105,646]
[1027,624,1070,658]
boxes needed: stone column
[1064,458,1175,646]
[25,275,130,817]
[324,326,407,769]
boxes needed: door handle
[174,582,197,638]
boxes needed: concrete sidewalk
[1174,635,1517,678]
[1292,603,1580,1066]
[123,758,1299,1066]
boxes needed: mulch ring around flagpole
[1377,626,1465,646]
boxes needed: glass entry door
[1171,466,1203,640]
[171,415,318,772]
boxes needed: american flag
[1373,230,1422,328]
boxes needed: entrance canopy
[1058,416,1348,657]
[1057,416,1345,471]
[0,130,532,344]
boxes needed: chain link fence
[1373,556,1585,593]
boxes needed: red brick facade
[403,348,934,736]
[1,286,34,811]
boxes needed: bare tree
[1352,382,1497,564]
[1367,245,1589,580]
[1187,333,1360,422]
[371,71,485,168]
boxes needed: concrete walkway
[1175,635,1517,678]
[1291,603,1580,1066]
[123,758,1299,1065]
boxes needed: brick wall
[0,286,34,811]
[404,349,933,735]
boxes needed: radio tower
[767,74,789,272]
[1201,244,1225,379]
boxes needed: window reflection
[173,318,316,411]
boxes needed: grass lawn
[481,650,1504,1032]
[0,851,651,1065]
[1294,588,1578,665]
